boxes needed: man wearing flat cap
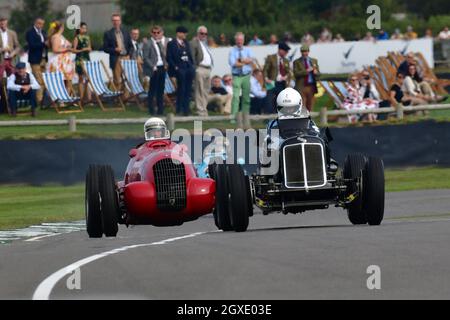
[293,44,321,112]
[167,26,195,116]
[7,62,41,117]
[263,42,292,112]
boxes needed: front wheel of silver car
[227,165,251,232]
[344,154,368,225]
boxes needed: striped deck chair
[42,72,83,114]
[163,73,177,110]
[332,81,349,101]
[83,61,125,111]
[365,66,390,101]
[165,74,176,94]
[320,81,344,108]
[415,52,448,95]
[121,59,147,110]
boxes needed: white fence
[1,104,449,132]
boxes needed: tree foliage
[10,0,63,39]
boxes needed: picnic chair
[83,61,126,111]
[42,72,83,114]
[121,59,147,111]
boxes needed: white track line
[32,232,207,300]
[25,234,62,242]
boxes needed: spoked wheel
[213,164,233,231]
[363,157,385,226]
[226,165,251,232]
[85,165,103,238]
[99,165,120,237]
[343,154,368,225]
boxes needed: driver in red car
[144,117,170,141]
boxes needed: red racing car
[85,118,252,238]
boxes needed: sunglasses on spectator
[351,78,358,81]
[199,32,208,35]
[224,78,232,82]
[153,31,161,34]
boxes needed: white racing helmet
[276,88,306,118]
[144,118,170,141]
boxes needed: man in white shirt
[438,26,450,40]
[250,69,270,114]
[190,25,214,116]
[7,62,40,117]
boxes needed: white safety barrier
[0,104,449,132]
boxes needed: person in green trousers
[228,32,254,127]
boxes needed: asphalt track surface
[0,189,449,300]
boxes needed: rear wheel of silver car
[363,157,385,226]
[213,164,233,231]
[85,165,103,238]
[344,154,368,225]
[98,165,119,237]
[227,165,251,232]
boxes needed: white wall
[19,38,433,80]
[209,38,434,76]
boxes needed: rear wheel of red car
[227,165,250,232]
[213,164,233,231]
[98,165,119,237]
[85,165,103,238]
[344,154,368,225]
[363,157,385,226]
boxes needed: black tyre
[208,164,220,228]
[85,165,103,238]
[245,175,254,217]
[344,154,368,225]
[213,164,233,231]
[363,157,385,226]
[227,165,250,232]
[99,166,119,237]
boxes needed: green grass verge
[0,184,84,231]
[385,167,450,192]
[0,167,449,231]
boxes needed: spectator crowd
[0,13,448,126]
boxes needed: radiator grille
[153,159,187,211]
[283,143,326,189]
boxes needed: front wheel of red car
[227,165,251,232]
[86,165,103,238]
[213,164,233,231]
[98,165,120,237]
